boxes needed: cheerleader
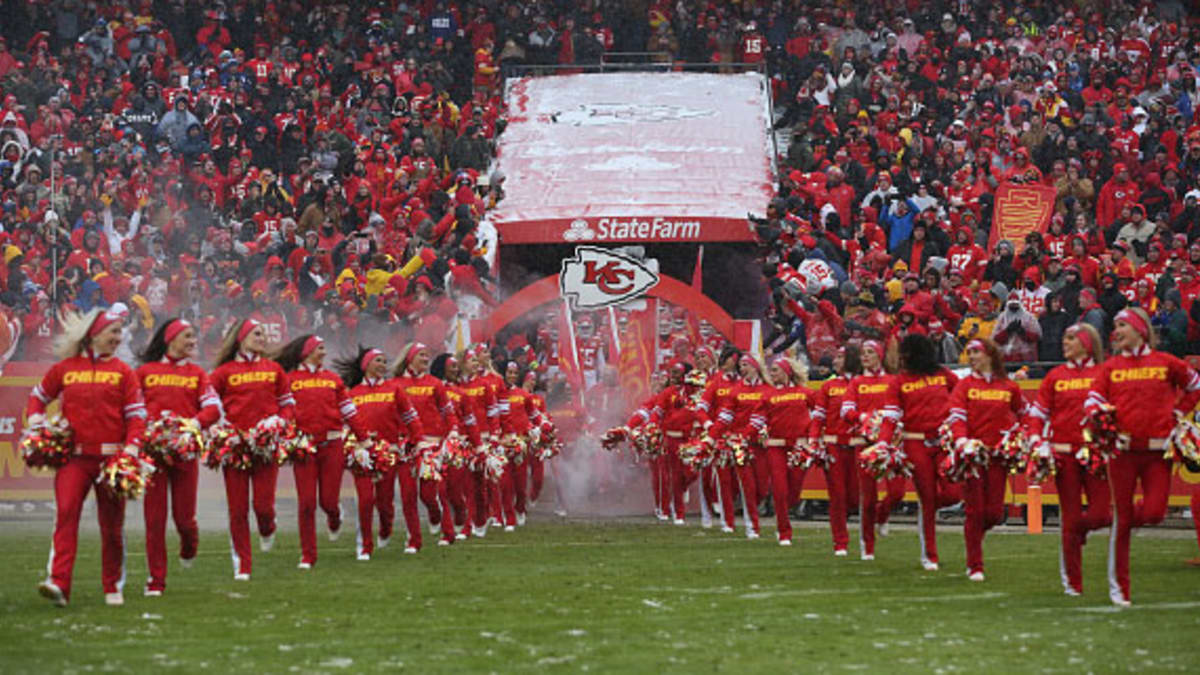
[136,318,221,595]
[644,362,704,525]
[762,357,814,546]
[29,308,147,606]
[710,354,770,539]
[880,334,961,571]
[210,319,296,581]
[627,377,671,521]
[1084,307,1200,606]
[432,354,477,539]
[276,335,365,566]
[335,347,425,555]
[1026,323,1110,595]
[947,338,1027,582]
[393,342,461,544]
[841,340,903,561]
[499,361,548,527]
[523,372,552,509]
[698,347,742,531]
[810,346,861,556]
[460,347,500,537]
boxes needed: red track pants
[824,445,858,552]
[46,456,126,600]
[293,440,345,565]
[1053,453,1111,594]
[445,464,470,530]
[765,445,806,542]
[352,473,376,556]
[1107,451,1171,604]
[963,463,1008,575]
[858,466,906,556]
[905,440,962,566]
[143,458,199,592]
[529,455,545,504]
[222,462,278,576]
[377,460,422,549]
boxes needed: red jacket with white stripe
[28,352,147,450]
[461,377,499,439]
[210,354,295,431]
[763,384,813,442]
[1084,346,1200,444]
[348,377,424,445]
[947,372,1026,447]
[1027,360,1098,447]
[500,385,542,435]
[841,371,901,439]
[883,369,959,441]
[810,375,854,443]
[287,364,365,440]
[396,373,459,438]
[445,383,480,446]
[711,380,768,438]
[136,358,221,428]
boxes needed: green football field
[1,518,1198,673]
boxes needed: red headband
[360,348,384,373]
[695,345,715,361]
[163,318,191,345]
[1065,324,1095,356]
[88,309,122,337]
[1115,308,1149,339]
[401,342,427,372]
[236,318,260,344]
[774,358,795,381]
[301,335,324,360]
[863,339,884,361]
[967,339,986,352]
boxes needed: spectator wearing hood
[993,291,1041,362]
[892,219,942,273]
[984,240,1018,290]
[1096,162,1141,229]
[1038,291,1071,361]
[881,196,918,251]
[1154,289,1189,356]
[156,97,199,149]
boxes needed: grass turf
[1,520,1198,673]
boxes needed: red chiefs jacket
[396,373,459,438]
[947,373,1027,446]
[1027,360,1098,447]
[29,352,147,450]
[287,364,365,441]
[1085,345,1200,443]
[210,354,295,430]
[136,357,220,428]
[348,377,423,444]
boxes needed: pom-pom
[142,412,204,468]
[939,438,988,482]
[860,440,911,480]
[996,427,1030,474]
[482,440,507,482]
[600,426,628,452]
[345,435,400,480]
[19,415,74,470]
[679,438,714,470]
[413,438,443,481]
[443,432,469,469]
[790,437,833,470]
[859,409,901,445]
[500,432,527,465]
[1081,403,1124,472]
[96,453,153,500]
[247,416,315,465]
[1166,411,1200,469]
[201,424,253,471]
[630,423,664,457]
[1025,440,1056,484]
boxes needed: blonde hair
[212,321,245,367]
[774,355,808,385]
[53,308,102,360]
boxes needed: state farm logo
[560,247,659,311]
[563,219,596,242]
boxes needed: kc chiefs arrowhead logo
[560,246,659,311]
[995,184,1054,244]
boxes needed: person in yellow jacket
[956,283,1005,363]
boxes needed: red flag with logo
[557,306,585,406]
[617,308,655,406]
[989,182,1056,250]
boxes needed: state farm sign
[560,247,660,311]
[562,217,702,242]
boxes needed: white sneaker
[922,561,939,571]
[504,525,515,532]
[861,553,875,561]
[554,509,568,517]
[378,536,390,549]
[356,553,370,561]
[436,539,450,547]
[1112,598,1131,608]
[673,518,685,526]
[656,513,670,522]
[179,556,195,569]
[328,527,341,542]
[968,571,985,582]
[472,525,487,538]
[455,532,467,541]
[259,533,275,552]
[516,512,527,526]
[779,539,792,547]
[878,522,890,537]
[104,592,124,606]
[403,546,418,554]
[38,581,67,607]
[746,531,760,540]
[427,517,440,534]
[1064,588,1082,597]
[529,499,538,509]
[721,526,734,534]
[834,549,848,557]
[701,517,713,529]
[144,588,163,597]
[297,562,312,570]
[234,573,250,581]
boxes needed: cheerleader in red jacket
[276,334,365,566]
[210,319,296,581]
[433,353,477,538]
[499,360,548,527]
[879,334,961,571]
[947,338,1027,581]
[646,362,704,525]
[523,372,553,508]
[1085,307,1200,606]
[29,308,147,607]
[394,342,461,544]
[136,318,220,595]
[710,354,770,539]
[763,357,814,546]
[461,346,501,535]
[841,340,903,561]
[335,347,425,554]
[696,350,740,531]
[628,381,671,520]
[810,346,861,556]
[1027,323,1110,596]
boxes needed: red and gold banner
[989,182,1056,251]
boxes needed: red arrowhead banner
[989,182,1057,251]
